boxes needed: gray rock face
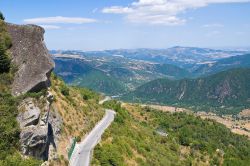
[18,98,49,159]
[17,93,62,161]
[17,99,40,128]
[6,23,55,96]
[20,125,48,158]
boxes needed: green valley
[122,68,250,114]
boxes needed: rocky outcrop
[17,98,49,159]
[17,99,40,128]
[6,23,54,96]
[17,92,62,160]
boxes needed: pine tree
[0,12,5,20]
[0,44,10,73]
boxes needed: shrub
[60,85,70,96]
[75,136,81,143]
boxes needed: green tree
[0,44,11,73]
[0,12,4,20]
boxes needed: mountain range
[53,47,250,96]
[53,53,190,95]
[53,46,249,67]
[122,68,250,114]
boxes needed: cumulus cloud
[39,25,61,30]
[102,0,250,25]
[24,16,97,24]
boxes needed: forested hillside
[122,68,250,114]
[92,101,250,166]
[54,56,190,95]
[54,58,127,95]
[194,54,250,76]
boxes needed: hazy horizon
[1,0,250,51]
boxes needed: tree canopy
[0,12,4,20]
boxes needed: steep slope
[92,101,250,166]
[0,20,42,165]
[53,55,191,95]
[0,19,106,166]
[194,54,250,76]
[49,74,105,166]
[122,68,250,114]
[54,58,126,95]
[7,23,54,96]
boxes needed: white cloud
[39,25,61,30]
[202,23,224,28]
[24,16,97,24]
[102,0,250,25]
[102,6,133,14]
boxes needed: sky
[0,0,250,51]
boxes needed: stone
[6,23,55,96]
[48,107,62,140]
[17,98,40,128]
[41,161,49,166]
[47,91,54,104]
[20,125,48,159]
[17,96,62,161]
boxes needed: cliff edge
[7,23,54,96]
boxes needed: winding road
[70,109,116,166]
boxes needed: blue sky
[0,0,250,51]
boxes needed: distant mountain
[53,47,249,74]
[53,48,250,98]
[193,54,250,76]
[58,47,248,67]
[53,55,190,95]
[54,58,127,95]
[122,68,250,114]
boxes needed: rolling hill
[54,58,127,95]
[53,55,190,95]
[55,47,248,68]
[122,68,250,114]
[193,54,250,76]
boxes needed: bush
[60,85,70,96]
[75,136,81,143]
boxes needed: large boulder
[6,23,54,96]
[20,125,48,159]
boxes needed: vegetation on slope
[92,101,250,166]
[49,74,105,165]
[194,54,250,76]
[0,17,41,166]
[122,68,250,114]
[54,55,193,95]
[54,58,127,95]
[72,70,127,95]
[0,19,11,73]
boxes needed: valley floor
[143,104,250,139]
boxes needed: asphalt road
[70,109,116,166]
[98,96,111,105]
